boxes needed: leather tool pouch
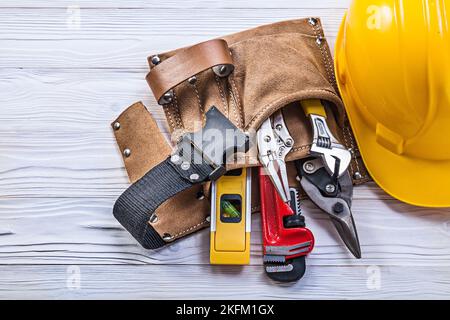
[112,18,370,248]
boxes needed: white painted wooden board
[0,0,449,300]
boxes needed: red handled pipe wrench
[259,168,314,282]
[258,110,314,282]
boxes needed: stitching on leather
[291,144,310,152]
[230,76,244,128]
[214,75,228,115]
[345,125,365,179]
[310,20,336,88]
[163,104,176,131]
[227,81,238,125]
[230,30,317,48]
[172,91,184,129]
[173,219,209,238]
[316,22,336,86]
[321,44,336,87]
[342,124,368,181]
[347,125,364,177]
[193,78,205,123]
[228,85,240,126]
[341,123,356,177]
[354,159,363,179]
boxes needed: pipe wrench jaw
[263,234,314,282]
[173,106,250,181]
[264,256,307,282]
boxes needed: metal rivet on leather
[206,216,211,223]
[354,172,362,180]
[188,76,197,85]
[316,36,323,46]
[213,64,232,77]
[113,122,121,130]
[308,17,318,26]
[190,173,200,181]
[149,214,158,224]
[123,148,131,158]
[151,55,161,65]
[160,91,174,104]
[162,233,174,241]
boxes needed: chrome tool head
[309,113,352,178]
[257,110,293,203]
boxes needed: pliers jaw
[257,110,293,203]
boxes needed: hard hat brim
[335,16,450,208]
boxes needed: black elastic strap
[113,156,214,249]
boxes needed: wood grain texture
[1,198,450,266]
[0,265,447,300]
[0,8,341,69]
[1,0,450,299]
[0,0,351,9]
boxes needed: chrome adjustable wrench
[301,99,351,178]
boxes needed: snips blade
[296,158,361,259]
[329,208,361,259]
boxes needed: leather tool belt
[112,18,370,249]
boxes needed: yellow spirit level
[210,168,251,265]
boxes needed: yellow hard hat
[335,0,450,207]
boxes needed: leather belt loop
[146,39,234,105]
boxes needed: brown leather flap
[146,39,234,104]
[111,102,172,183]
